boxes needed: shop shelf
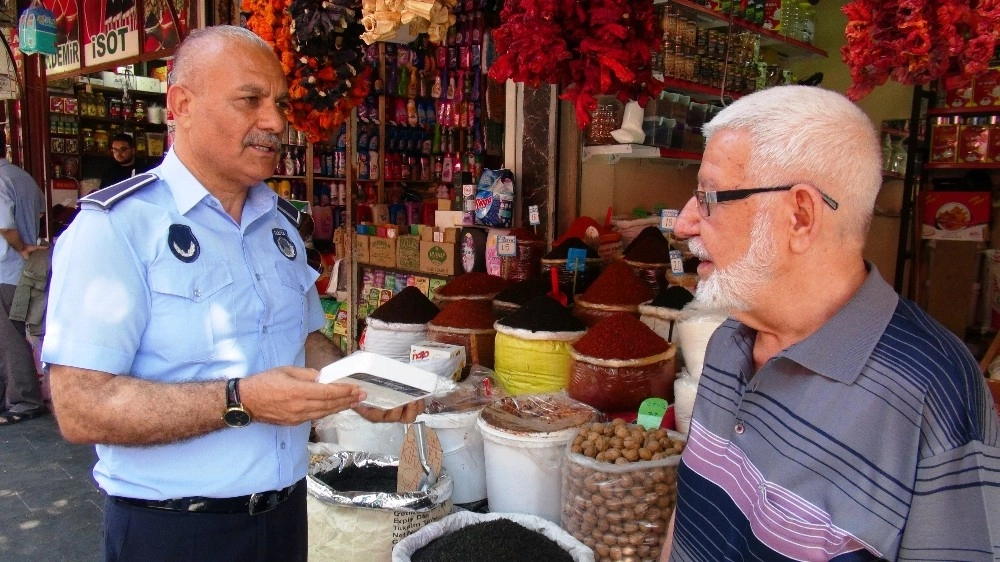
[582,143,703,165]
[924,162,1000,170]
[656,75,745,102]
[927,106,1000,117]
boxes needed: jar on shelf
[109,97,122,119]
[81,128,96,152]
[95,92,107,118]
[94,126,110,152]
[134,99,147,122]
[135,127,147,155]
[122,98,134,121]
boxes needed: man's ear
[787,185,822,254]
[165,85,191,129]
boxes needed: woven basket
[433,293,497,310]
[427,324,497,370]
[499,239,546,282]
[611,216,661,248]
[665,272,699,292]
[571,298,640,327]
[624,259,671,296]
[540,258,604,303]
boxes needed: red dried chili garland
[842,0,1000,100]
[488,0,663,128]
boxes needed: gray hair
[169,25,276,89]
[702,85,881,242]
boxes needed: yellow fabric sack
[493,329,580,396]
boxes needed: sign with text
[82,0,139,66]
[28,0,81,74]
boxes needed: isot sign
[81,0,139,65]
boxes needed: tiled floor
[0,412,102,561]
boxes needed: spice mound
[623,226,672,264]
[497,295,585,333]
[579,260,654,306]
[543,236,600,260]
[573,312,669,361]
[493,277,551,307]
[649,285,694,310]
[368,286,439,324]
[429,299,496,330]
[411,518,575,562]
[312,464,398,493]
[436,272,511,297]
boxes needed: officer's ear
[166,85,193,129]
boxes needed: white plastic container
[676,310,727,377]
[317,409,405,457]
[417,408,486,504]
[476,417,581,524]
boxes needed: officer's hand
[354,399,424,424]
[240,366,365,426]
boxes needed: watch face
[224,407,251,427]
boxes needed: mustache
[687,237,711,261]
[243,132,282,149]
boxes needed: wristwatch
[222,378,252,427]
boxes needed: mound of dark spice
[543,237,600,260]
[437,272,511,297]
[650,285,694,310]
[313,464,398,493]
[623,226,672,264]
[430,299,496,330]
[497,295,585,333]
[369,286,440,324]
[579,260,654,306]
[411,518,575,562]
[573,312,669,360]
[683,255,700,273]
[493,278,551,306]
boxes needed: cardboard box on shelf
[368,236,397,268]
[397,235,421,271]
[921,191,990,241]
[419,240,459,276]
[435,211,464,228]
[355,234,371,263]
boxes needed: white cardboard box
[318,351,454,409]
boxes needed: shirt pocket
[271,261,317,346]
[147,261,235,363]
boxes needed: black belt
[111,480,300,515]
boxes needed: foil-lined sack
[307,451,453,562]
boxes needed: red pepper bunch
[488,0,662,128]
[243,0,371,142]
[842,0,1000,100]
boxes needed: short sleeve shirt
[42,149,325,499]
[0,159,43,284]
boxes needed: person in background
[0,133,46,426]
[661,85,1000,561]
[98,133,152,188]
[43,25,421,562]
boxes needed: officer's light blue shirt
[0,158,43,285]
[42,149,324,500]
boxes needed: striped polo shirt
[670,265,1000,561]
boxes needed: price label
[670,249,684,274]
[528,205,541,225]
[565,248,588,272]
[660,209,679,232]
[497,235,517,256]
[637,397,669,430]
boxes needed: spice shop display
[476,394,600,522]
[427,298,497,369]
[572,261,655,327]
[307,451,453,561]
[562,419,686,562]
[362,286,440,361]
[568,313,675,412]
[393,512,593,562]
[638,286,695,349]
[540,237,604,304]
[433,271,511,309]
[493,295,587,396]
[499,227,546,282]
[675,308,728,379]
[623,226,674,295]
[491,277,551,319]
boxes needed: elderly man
[43,26,420,562]
[662,86,1000,561]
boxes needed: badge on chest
[168,224,200,263]
[273,228,297,260]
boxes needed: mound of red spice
[429,299,497,330]
[579,260,654,306]
[623,226,672,264]
[369,286,440,324]
[437,272,512,297]
[572,312,668,360]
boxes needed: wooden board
[396,424,443,493]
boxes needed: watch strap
[227,378,241,408]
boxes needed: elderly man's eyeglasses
[694,185,839,217]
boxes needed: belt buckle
[249,492,278,515]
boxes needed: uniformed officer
[42,25,421,562]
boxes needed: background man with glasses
[661,85,1000,561]
[98,133,154,189]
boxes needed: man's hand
[240,366,365,426]
[20,244,44,260]
[355,399,425,424]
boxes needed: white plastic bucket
[322,409,405,457]
[476,417,581,524]
[417,409,486,504]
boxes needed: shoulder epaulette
[79,173,158,210]
[277,197,303,229]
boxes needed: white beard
[689,207,777,312]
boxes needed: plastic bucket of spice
[476,395,600,524]
[307,451,453,561]
[492,295,587,396]
[391,511,595,562]
[416,408,487,504]
[571,298,641,327]
[567,313,676,411]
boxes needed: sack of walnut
[561,420,686,562]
